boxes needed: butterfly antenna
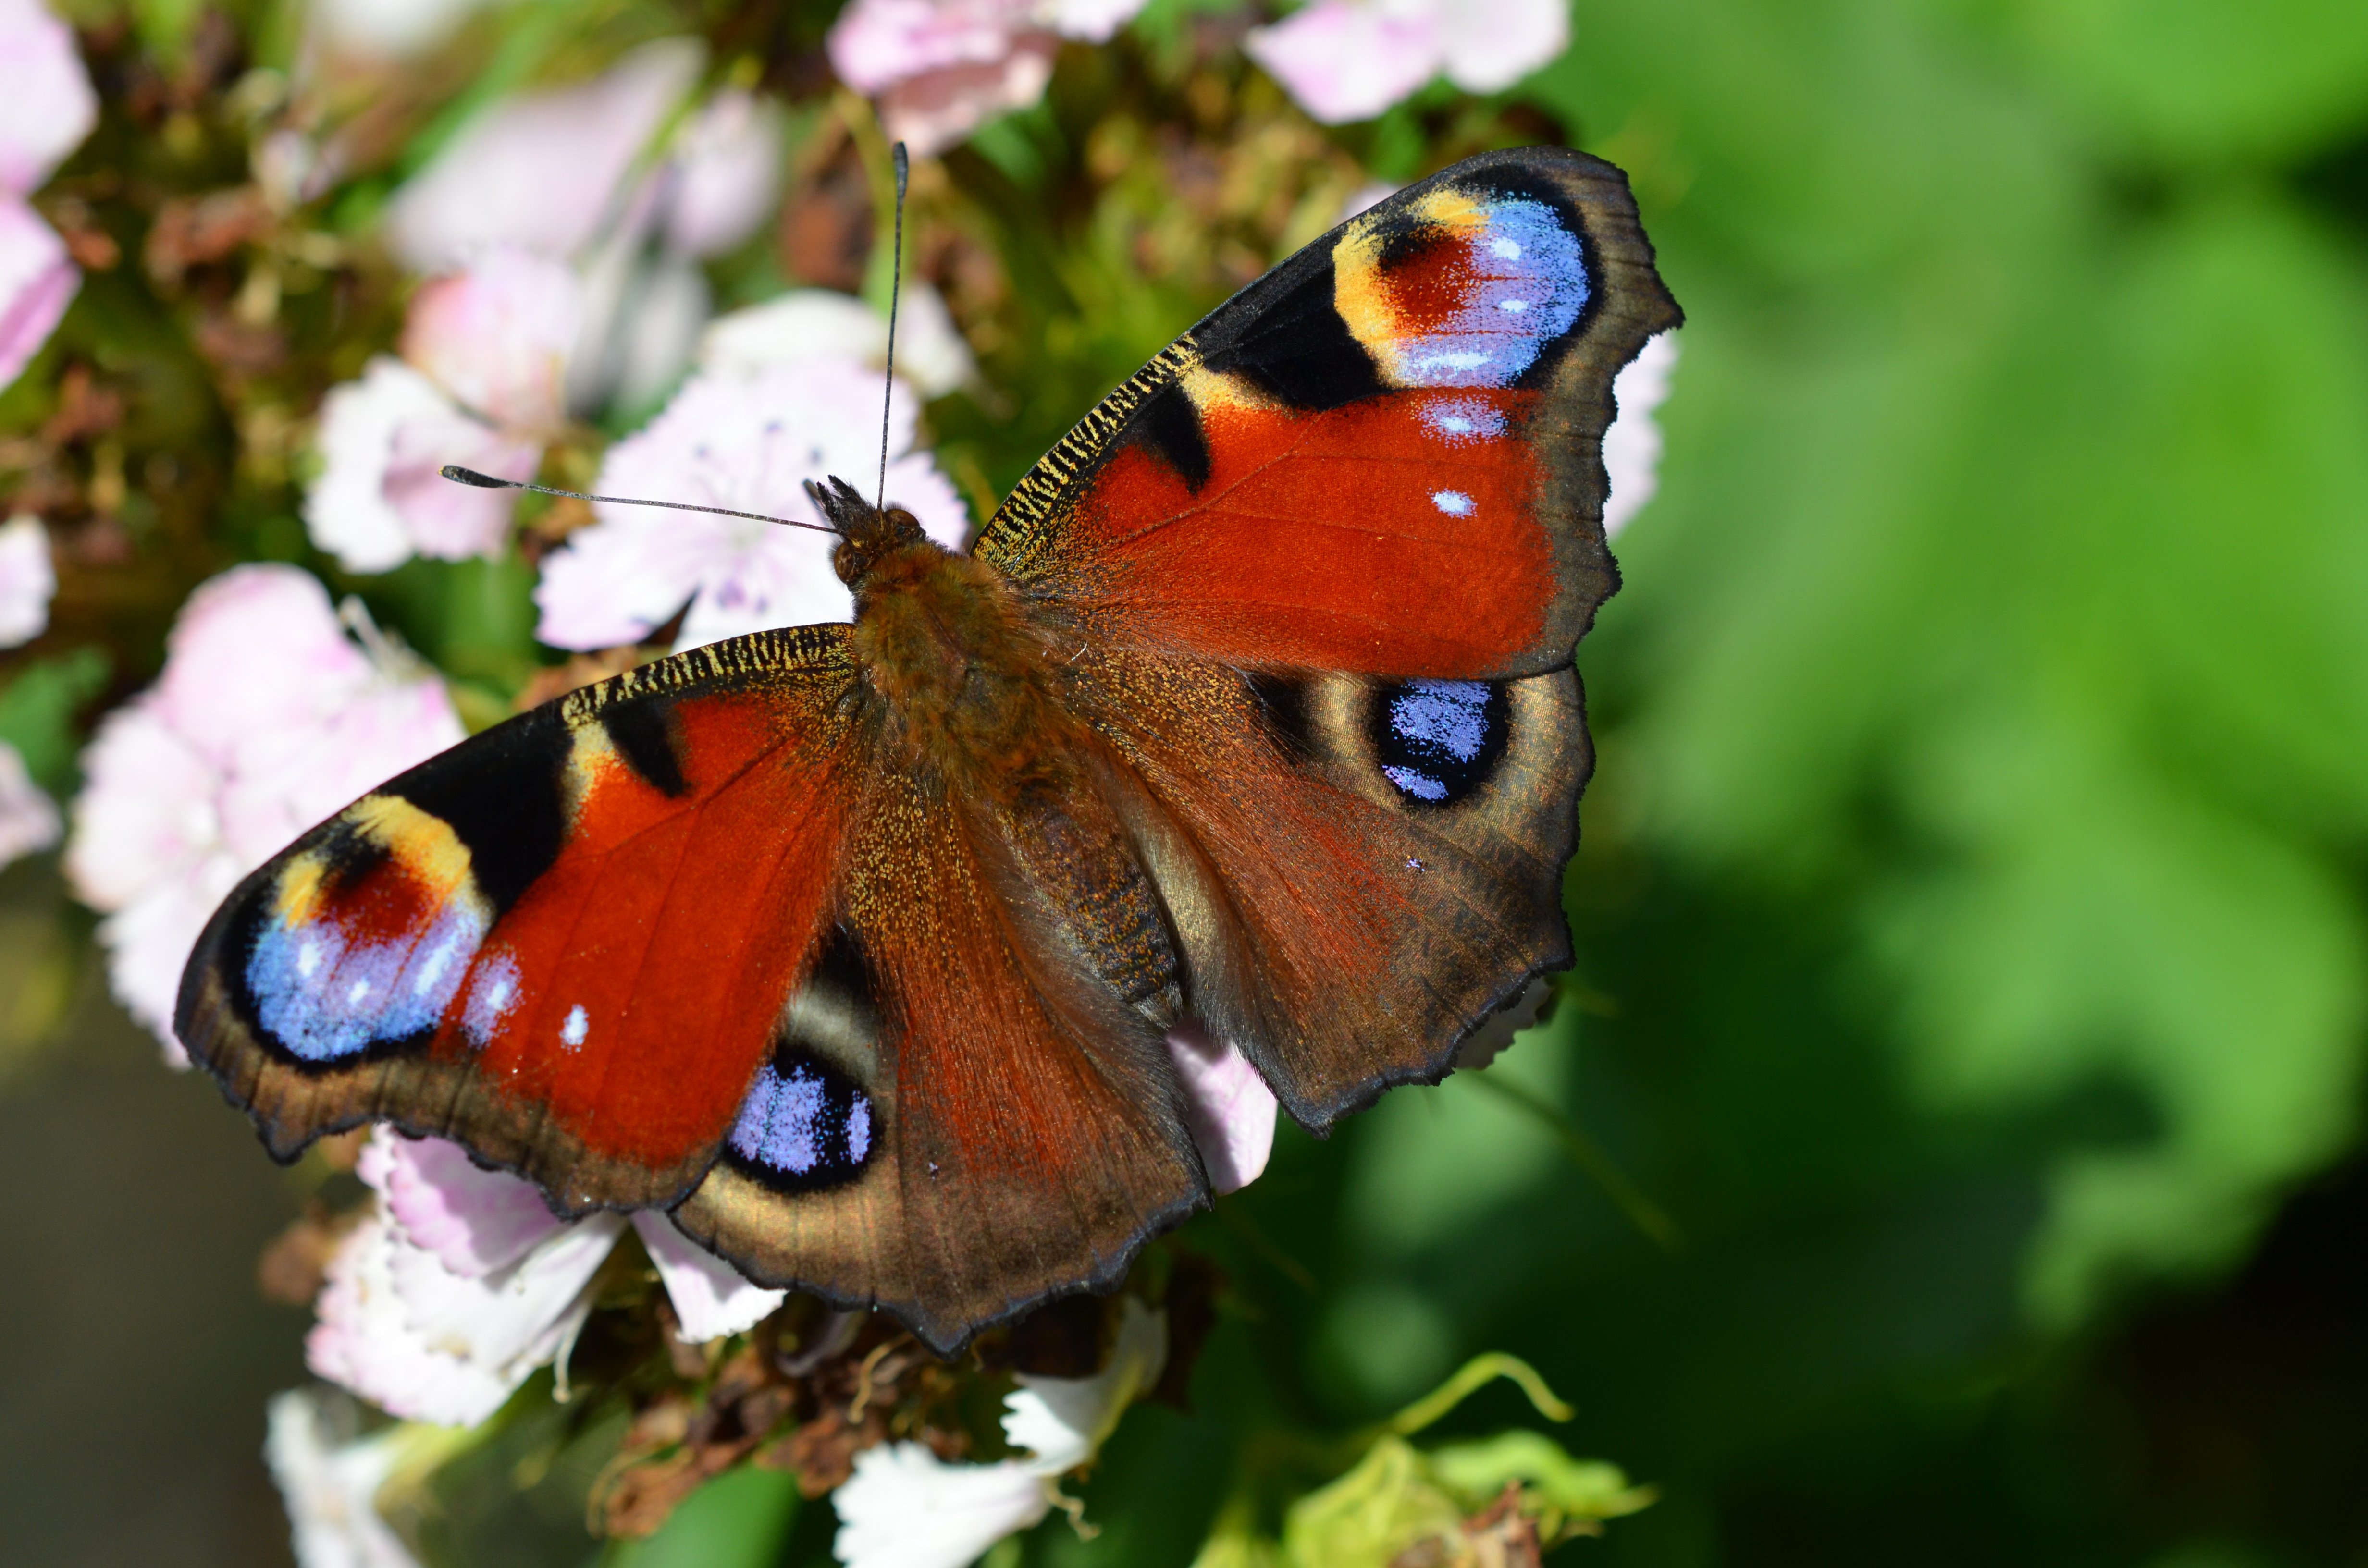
[876,140,909,516]
[439,467,839,536]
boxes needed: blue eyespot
[1373,678,1508,806]
[726,1052,876,1191]
[1390,198,1589,389]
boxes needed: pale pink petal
[1047,0,1148,45]
[309,358,531,572]
[401,248,580,429]
[360,1130,570,1278]
[152,566,372,760]
[827,0,1032,90]
[0,737,58,868]
[64,707,218,911]
[1433,0,1569,94]
[833,1446,1051,1568]
[632,1213,785,1342]
[1004,1297,1165,1473]
[537,360,967,651]
[309,1210,624,1427]
[1602,331,1677,539]
[263,1388,424,1568]
[384,39,703,272]
[0,510,52,646]
[0,194,76,389]
[1244,1,1441,125]
[1164,1022,1277,1194]
[876,39,1055,158]
[0,0,97,195]
[89,847,241,1064]
[664,90,786,259]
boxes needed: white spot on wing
[1432,490,1475,516]
[561,1004,589,1050]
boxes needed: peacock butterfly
[175,146,1681,1356]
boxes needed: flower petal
[665,89,787,259]
[832,1445,1051,1568]
[0,737,58,870]
[1433,0,1569,94]
[632,1212,786,1342]
[1601,331,1678,539]
[401,247,580,430]
[1003,1297,1167,1474]
[1244,1,1441,125]
[1164,1022,1279,1195]
[308,359,529,573]
[263,1388,424,1568]
[359,1129,573,1278]
[0,0,97,195]
[0,195,77,390]
[384,39,703,272]
[0,510,54,648]
[309,1209,623,1427]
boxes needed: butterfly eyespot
[724,1050,877,1193]
[1370,678,1511,808]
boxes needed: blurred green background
[5,0,2368,1563]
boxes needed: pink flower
[0,0,97,196]
[1602,331,1677,538]
[1246,0,1569,124]
[533,359,967,652]
[384,39,704,274]
[305,248,578,571]
[663,89,787,260]
[0,738,58,869]
[0,0,95,390]
[0,510,51,645]
[1166,1023,1278,1194]
[0,194,75,389]
[64,566,463,1062]
[310,1130,784,1425]
[833,1298,1166,1568]
[828,0,1151,156]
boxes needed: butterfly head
[807,475,930,591]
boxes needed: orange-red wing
[975,146,1681,681]
[673,773,1208,1356]
[176,627,863,1211]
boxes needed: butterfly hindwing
[977,145,1681,681]
[176,628,863,1211]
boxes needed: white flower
[833,1298,1167,1568]
[64,566,464,1062]
[0,510,51,645]
[700,285,976,400]
[1246,0,1569,125]
[308,1130,784,1426]
[1602,331,1677,539]
[264,1388,426,1568]
[1165,1023,1277,1195]
[0,737,58,869]
[533,359,967,653]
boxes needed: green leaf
[601,1467,799,1568]
[0,650,111,793]
[1422,1430,1653,1522]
